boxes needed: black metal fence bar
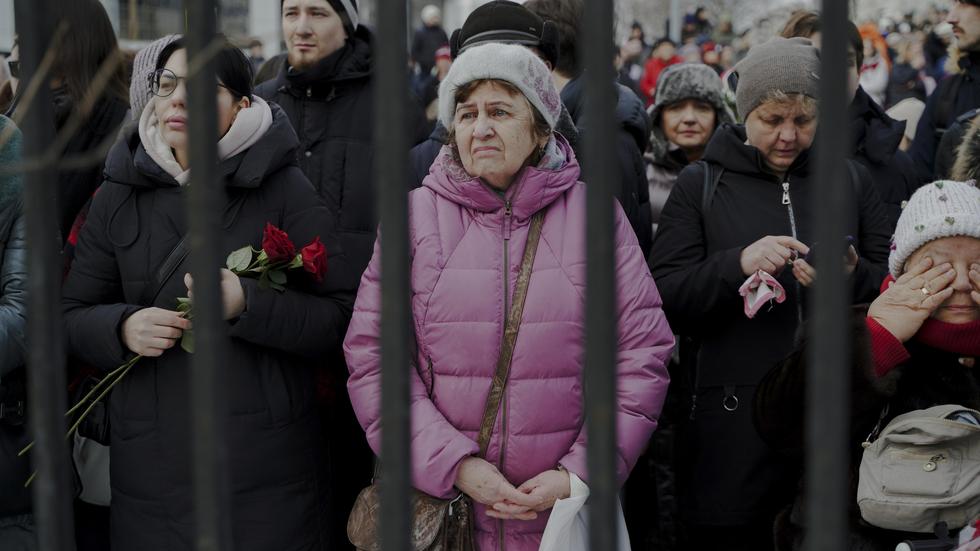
[185,2,233,549]
[806,1,851,550]
[17,0,75,548]
[582,0,620,548]
[375,0,412,550]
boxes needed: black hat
[449,0,559,69]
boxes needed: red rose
[262,223,296,264]
[301,237,327,282]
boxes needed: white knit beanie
[889,180,980,277]
[438,42,562,131]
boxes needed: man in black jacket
[254,1,425,548]
[908,0,980,182]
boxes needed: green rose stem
[20,311,190,486]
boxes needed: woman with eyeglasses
[61,36,357,551]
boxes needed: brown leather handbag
[347,212,546,551]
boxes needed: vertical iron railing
[806,1,851,550]
[375,1,412,551]
[17,0,75,547]
[583,0,620,549]
[186,1,233,549]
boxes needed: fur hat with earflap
[647,63,734,163]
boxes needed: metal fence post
[806,1,851,550]
[582,0,620,549]
[375,0,412,549]
[16,0,75,546]
[185,2,233,549]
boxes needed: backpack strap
[138,236,189,307]
[699,160,724,215]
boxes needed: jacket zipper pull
[503,201,513,241]
[781,181,791,205]
[306,86,312,98]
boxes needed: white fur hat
[889,180,980,277]
[438,42,562,131]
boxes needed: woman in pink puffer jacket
[344,43,673,551]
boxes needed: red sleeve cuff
[865,317,911,377]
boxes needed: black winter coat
[62,104,357,551]
[55,94,128,244]
[849,86,920,232]
[254,28,427,279]
[561,76,653,257]
[908,51,980,183]
[0,116,29,519]
[648,123,891,527]
[753,308,980,550]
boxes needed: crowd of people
[0,0,978,550]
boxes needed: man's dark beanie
[449,0,560,69]
[280,0,359,37]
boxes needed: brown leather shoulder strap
[477,211,545,457]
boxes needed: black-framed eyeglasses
[150,68,235,98]
[7,60,19,80]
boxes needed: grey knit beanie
[130,34,181,120]
[648,63,735,161]
[733,37,820,120]
[438,42,562,131]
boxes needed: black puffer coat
[648,124,891,532]
[255,28,427,278]
[849,87,920,233]
[0,116,29,519]
[62,104,357,551]
[561,76,653,257]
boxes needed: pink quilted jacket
[344,138,673,550]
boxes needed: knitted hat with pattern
[889,180,980,277]
[732,37,820,119]
[130,34,181,121]
[438,42,562,131]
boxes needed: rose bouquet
[20,224,326,483]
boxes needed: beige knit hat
[732,37,821,119]
[438,42,562,131]
[889,180,980,277]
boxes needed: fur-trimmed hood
[647,64,735,164]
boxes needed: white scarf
[138,95,274,185]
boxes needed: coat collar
[422,134,580,219]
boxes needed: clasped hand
[454,457,570,521]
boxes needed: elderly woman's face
[153,49,247,153]
[744,97,817,174]
[453,81,546,191]
[661,99,717,156]
[906,236,980,323]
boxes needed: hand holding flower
[184,269,246,321]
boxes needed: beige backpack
[857,404,980,533]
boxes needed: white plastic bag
[538,473,631,551]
